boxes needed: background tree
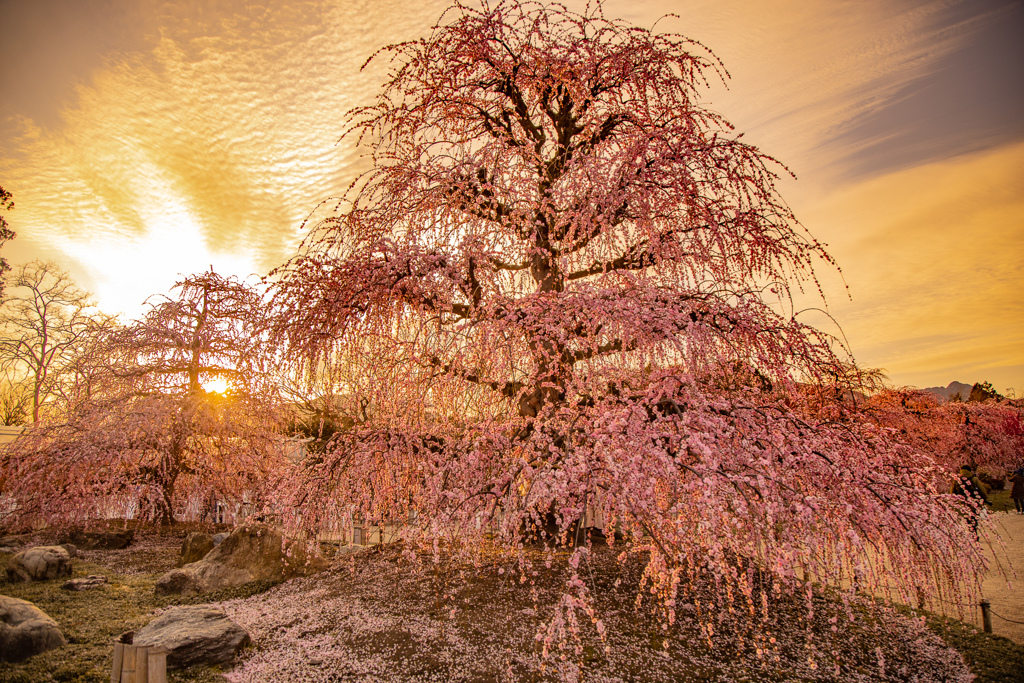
[0,370,31,426]
[1,271,289,527]
[0,186,14,297]
[278,350,373,454]
[0,260,112,423]
[272,0,982,652]
[950,400,1023,478]
[968,380,1001,403]
[863,387,1024,483]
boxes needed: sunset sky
[1,0,1021,394]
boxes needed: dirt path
[972,511,1024,644]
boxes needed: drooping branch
[426,354,524,399]
[564,230,691,280]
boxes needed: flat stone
[61,575,108,591]
[5,546,72,582]
[0,595,66,662]
[153,569,198,595]
[132,606,250,669]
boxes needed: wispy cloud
[796,140,1024,393]
[626,0,1024,183]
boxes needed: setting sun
[202,377,230,394]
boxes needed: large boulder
[176,532,215,567]
[0,595,66,662]
[154,524,325,596]
[131,606,249,669]
[5,546,72,583]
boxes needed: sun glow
[203,377,230,394]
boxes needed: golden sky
[1,0,1022,394]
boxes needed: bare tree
[0,186,14,297]
[0,261,112,423]
[0,370,31,426]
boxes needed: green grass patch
[925,612,1024,683]
[0,535,260,683]
[987,489,1015,513]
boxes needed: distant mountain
[923,381,973,401]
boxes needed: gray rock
[5,546,72,582]
[176,532,215,567]
[132,606,249,669]
[212,532,229,546]
[153,569,195,595]
[0,595,66,662]
[61,575,107,591]
[155,524,325,596]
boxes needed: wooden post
[147,648,168,683]
[112,642,168,683]
[981,599,993,633]
[120,645,136,682]
[110,642,125,683]
[134,645,149,683]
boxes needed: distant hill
[923,381,973,401]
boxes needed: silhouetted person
[1009,467,1024,515]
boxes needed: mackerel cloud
[1,0,1021,391]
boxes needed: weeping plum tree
[861,387,1024,482]
[1,272,288,528]
[272,0,984,651]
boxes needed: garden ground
[0,507,1021,683]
